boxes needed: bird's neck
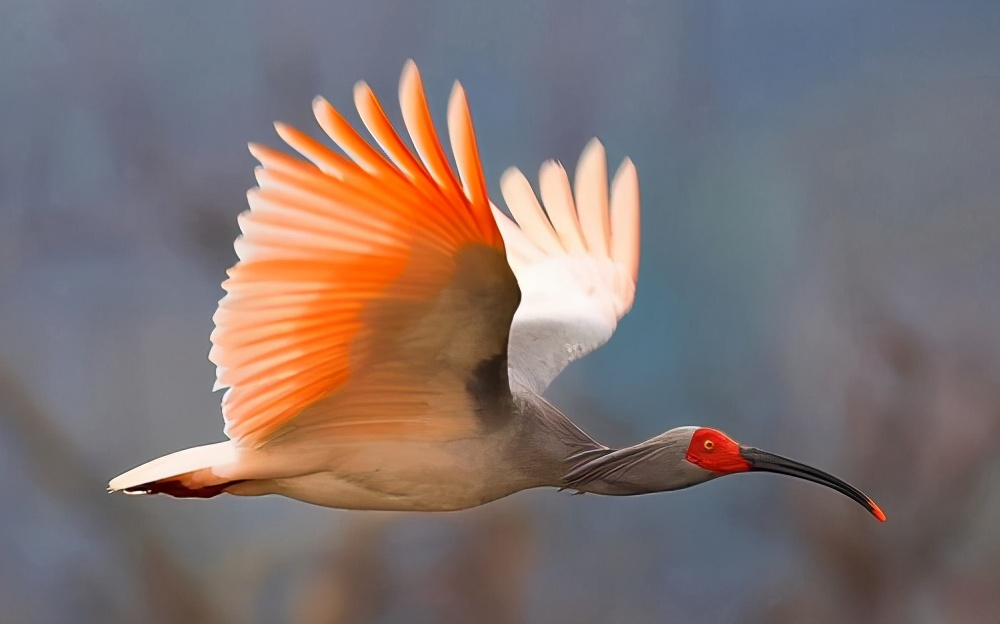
[508,396,718,496]
[562,429,719,496]
[506,393,612,487]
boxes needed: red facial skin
[685,428,751,474]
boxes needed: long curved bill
[739,447,886,522]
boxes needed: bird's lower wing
[494,139,640,395]
[210,61,520,449]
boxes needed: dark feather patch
[465,353,511,427]
[125,479,244,499]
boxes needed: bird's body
[170,397,569,511]
[214,395,600,511]
[228,437,523,512]
[110,62,885,523]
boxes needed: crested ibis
[109,61,885,523]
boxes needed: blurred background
[2,1,999,623]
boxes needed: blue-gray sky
[2,3,999,623]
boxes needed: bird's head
[682,427,885,522]
[565,426,885,522]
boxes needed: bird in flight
[110,61,884,523]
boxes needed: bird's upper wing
[210,61,520,449]
[494,140,640,395]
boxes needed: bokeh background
[2,2,1000,623]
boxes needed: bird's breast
[251,437,528,511]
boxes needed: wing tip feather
[538,158,586,253]
[574,137,611,256]
[447,79,489,210]
[399,59,421,100]
[581,137,605,161]
[610,156,640,283]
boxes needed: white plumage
[495,138,639,394]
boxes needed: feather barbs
[211,61,508,447]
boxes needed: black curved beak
[740,446,885,522]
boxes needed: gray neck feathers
[503,395,718,497]
[504,391,611,487]
[561,427,719,496]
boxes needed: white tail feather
[108,441,237,493]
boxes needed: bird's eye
[703,440,715,451]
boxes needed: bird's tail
[108,441,240,498]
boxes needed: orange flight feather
[210,61,504,447]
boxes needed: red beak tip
[870,500,886,523]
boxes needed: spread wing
[210,61,520,449]
[493,139,640,395]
